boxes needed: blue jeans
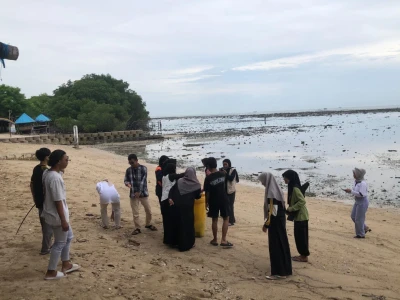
[47,225,73,271]
[351,197,369,237]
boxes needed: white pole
[73,125,79,148]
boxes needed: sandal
[220,242,233,247]
[131,228,141,235]
[210,240,218,246]
[292,256,308,262]
[145,225,157,231]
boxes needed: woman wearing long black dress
[258,172,292,280]
[161,163,184,245]
[168,167,202,252]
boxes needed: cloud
[171,66,214,76]
[232,40,400,71]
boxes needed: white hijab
[258,172,285,218]
[353,168,366,182]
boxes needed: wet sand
[1,143,400,300]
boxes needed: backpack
[300,182,310,196]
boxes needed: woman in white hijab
[345,168,371,238]
[258,172,292,280]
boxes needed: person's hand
[134,192,140,198]
[126,183,132,189]
[169,199,174,206]
[61,220,69,232]
[344,189,351,193]
[221,169,227,174]
[262,225,267,233]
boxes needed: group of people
[29,146,370,281]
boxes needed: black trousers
[294,220,310,257]
[227,192,236,224]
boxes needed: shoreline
[150,106,400,120]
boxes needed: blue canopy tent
[33,114,51,134]
[35,114,51,122]
[15,113,35,134]
[15,113,35,124]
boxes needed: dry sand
[0,143,399,300]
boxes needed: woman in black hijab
[282,170,310,262]
[168,168,202,251]
[222,159,239,225]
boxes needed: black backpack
[300,182,310,196]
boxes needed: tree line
[0,74,149,133]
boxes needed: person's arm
[168,173,185,182]
[55,201,69,231]
[156,169,163,187]
[351,182,367,198]
[194,189,202,199]
[204,177,210,208]
[287,188,306,212]
[139,166,147,195]
[124,168,131,188]
[226,169,237,182]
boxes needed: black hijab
[282,169,301,205]
[162,163,176,176]
[158,155,169,167]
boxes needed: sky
[1,0,400,117]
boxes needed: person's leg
[230,192,236,224]
[112,202,121,227]
[355,200,367,237]
[293,221,309,261]
[100,203,109,228]
[363,199,369,232]
[220,200,232,246]
[45,226,68,278]
[61,226,75,272]
[130,197,141,229]
[39,208,53,254]
[140,197,153,227]
[221,217,230,244]
[211,218,218,244]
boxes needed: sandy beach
[0,143,399,300]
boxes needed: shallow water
[146,112,400,207]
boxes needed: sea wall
[0,130,153,145]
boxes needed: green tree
[25,94,52,118]
[50,74,149,132]
[0,84,26,119]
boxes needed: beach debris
[362,294,386,300]
[77,238,88,243]
[150,258,167,267]
[85,213,94,216]
[128,239,140,246]
[91,204,97,207]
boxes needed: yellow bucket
[194,194,206,237]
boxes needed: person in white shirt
[345,168,371,238]
[96,180,121,229]
[42,150,80,280]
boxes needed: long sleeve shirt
[287,187,309,221]
[351,181,368,198]
[124,165,148,198]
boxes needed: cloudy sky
[1,0,400,117]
